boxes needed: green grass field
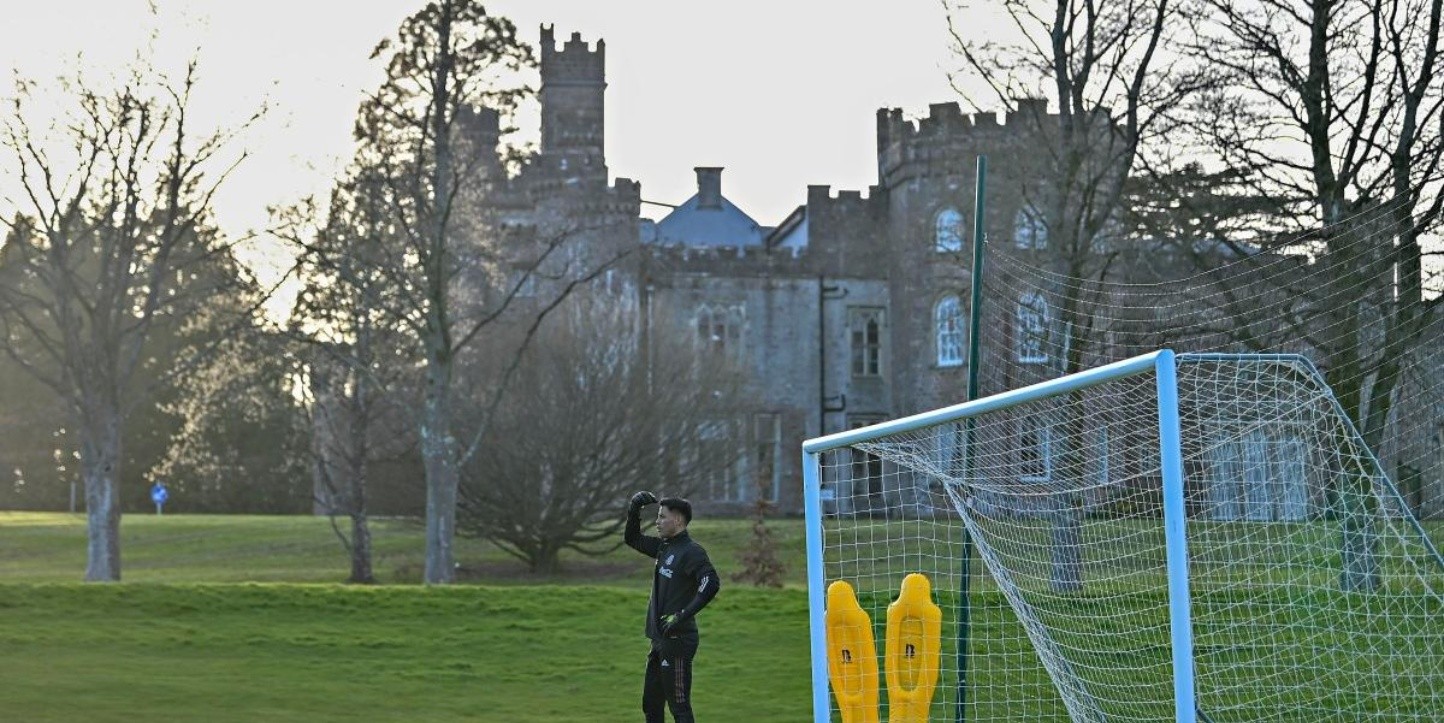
[0,583,812,722]
[0,512,816,722]
[3,512,1441,721]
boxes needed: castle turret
[539,25,607,181]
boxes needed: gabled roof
[652,194,765,247]
[764,205,807,250]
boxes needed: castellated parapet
[579,177,642,216]
[806,184,886,216]
[522,175,641,217]
[799,184,890,279]
[643,242,816,278]
[876,99,1053,183]
[876,100,1050,146]
[540,25,605,84]
[456,105,500,143]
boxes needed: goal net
[802,350,1444,723]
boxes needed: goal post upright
[803,448,830,722]
[1155,348,1197,723]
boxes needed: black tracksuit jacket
[625,512,720,640]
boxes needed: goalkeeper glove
[628,490,658,513]
[659,610,690,638]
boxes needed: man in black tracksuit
[625,491,720,723]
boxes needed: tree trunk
[79,402,123,582]
[421,1,459,586]
[1050,502,1085,593]
[1361,216,1424,483]
[350,513,375,584]
[1323,219,1380,592]
[531,547,561,575]
[348,355,376,585]
[422,352,458,584]
[1051,396,1088,594]
[1340,490,1382,591]
[1050,271,1090,594]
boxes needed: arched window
[1015,204,1048,250]
[935,208,965,253]
[696,304,745,360]
[1015,291,1049,364]
[934,295,964,367]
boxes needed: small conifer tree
[733,472,786,587]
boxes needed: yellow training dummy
[884,573,942,722]
[825,580,880,723]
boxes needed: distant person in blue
[150,481,168,514]
[625,492,720,723]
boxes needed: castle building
[474,26,1441,519]
[486,27,1086,516]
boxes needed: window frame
[849,307,885,377]
[934,295,964,367]
[697,418,748,502]
[695,303,746,361]
[1015,291,1050,364]
[1018,415,1052,483]
[752,412,782,503]
[935,207,965,253]
[1014,204,1048,250]
[849,415,887,499]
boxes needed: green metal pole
[956,155,986,722]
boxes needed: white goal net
[803,351,1444,723]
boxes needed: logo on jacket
[665,554,675,565]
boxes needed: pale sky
[1,0,970,242]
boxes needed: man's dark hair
[659,497,692,524]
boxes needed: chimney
[695,167,723,209]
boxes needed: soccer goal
[802,350,1444,723]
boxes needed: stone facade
[477,26,1441,518]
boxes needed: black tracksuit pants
[643,635,698,722]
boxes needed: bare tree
[299,341,416,584]
[945,0,1187,591]
[733,473,787,588]
[0,61,264,580]
[279,168,421,584]
[1183,0,1444,417]
[342,0,533,584]
[1115,164,1311,354]
[311,0,623,584]
[1177,0,1444,587]
[456,293,745,574]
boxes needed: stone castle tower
[538,25,608,185]
[502,27,639,289]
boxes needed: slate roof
[651,194,765,247]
